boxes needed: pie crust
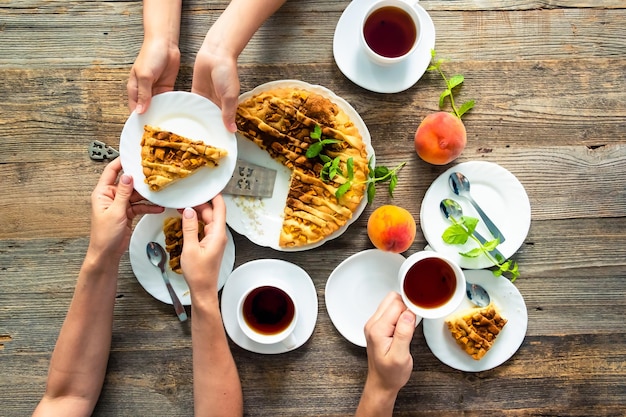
[445,303,508,360]
[141,125,228,191]
[236,87,369,248]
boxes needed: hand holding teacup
[398,251,466,319]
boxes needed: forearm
[191,294,242,417]
[202,0,286,57]
[142,0,182,46]
[355,378,398,417]
[34,250,120,416]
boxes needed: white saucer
[119,91,238,208]
[129,208,236,305]
[224,80,374,251]
[420,161,531,269]
[220,259,318,354]
[333,0,436,94]
[325,249,422,347]
[422,270,527,372]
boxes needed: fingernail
[135,104,144,114]
[228,122,237,133]
[121,174,132,184]
[183,207,195,218]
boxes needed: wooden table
[2,1,625,415]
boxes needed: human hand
[89,158,164,260]
[180,195,228,299]
[191,44,240,133]
[127,38,181,114]
[363,291,416,396]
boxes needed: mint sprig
[427,50,475,119]
[442,214,520,282]
[306,125,341,158]
[366,158,406,204]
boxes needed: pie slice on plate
[445,302,508,360]
[141,125,228,191]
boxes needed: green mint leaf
[492,269,503,277]
[374,166,390,178]
[310,125,322,140]
[457,100,475,118]
[389,175,398,196]
[460,247,483,258]
[442,224,470,245]
[320,139,341,147]
[367,182,376,204]
[461,216,479,234]
[306,142,323,158]
[448,74,465,89]
[439,89,451,108]
[335,181,352,199]
[346,157,354,181]
[319,154,331,163]
[482,239,500,251]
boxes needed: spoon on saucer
[146,242,188,322]
[448,172,506,243]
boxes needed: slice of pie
[445,303,508,360]
[236,87,369,248]
[141,125,228,191]
[163,216,205,274]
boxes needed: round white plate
[224,80,375,251]
[420,161,531,269]
[422,270,527,372]
[221,259,318,354]
[325,249,422,347]
[333,0,436,94]
[120,91,238,208]
[129,208,236,305]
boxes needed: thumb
[389,310,416,355]
[181,207,200,247]
[135,78,153,114]
[113,174,134,207]
[221,96,238,133]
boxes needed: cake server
[223,159,277,198]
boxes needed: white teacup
[361,0,424,66]
[237,281,298,348]
[398,251,466,319]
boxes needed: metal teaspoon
[448,172,506,243]
[146,242,188,322]
[440,198,492,307]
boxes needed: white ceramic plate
[422,270,527,372]
[325,249,422,347]
[224,80,375,251]
[221,259,318,354]
[120,91,238,208]
[420,161,531,269]
[333,0,436,94]
[129,208,235,305]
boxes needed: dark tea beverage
[363,6,418,58]
[243,286,295,335]
[403,258,457,308]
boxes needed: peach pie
[445,303,508,360]
[141,125,228,191]
[236,87,369,248]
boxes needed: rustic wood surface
[1,0,625,416]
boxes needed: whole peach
[414,111,467,165]
[367,205,416,253]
